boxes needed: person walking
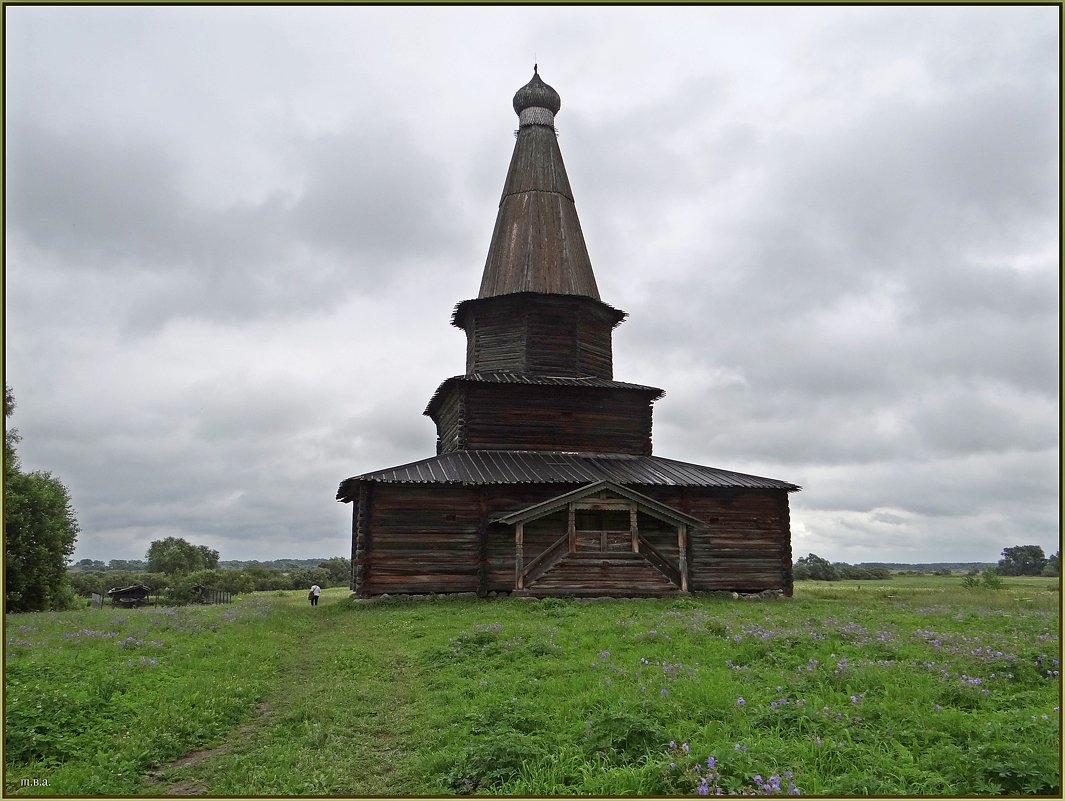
[309,583,321,606]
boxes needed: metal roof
[424,372,665,416]
[107,584,151,595]
[336,450,801,501]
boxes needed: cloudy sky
[5,5,1059,566]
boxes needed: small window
[574,509,629,532]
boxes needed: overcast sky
[5,6,1059,566]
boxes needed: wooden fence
[196,588,232,605]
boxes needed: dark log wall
[353,483,371,594]
[637,511,680,565]
[460,383,654,454]
[522,511,568,562]
[357,484,483,596]
[575,312,614,379]
[524,302,613,378]
[467,311,525,374]
[460,295,618,379]
[433,389,464,455]
[353,482,792,597]
[356,483,584,597]
[640,487,793,594]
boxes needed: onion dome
[512,65,561,123]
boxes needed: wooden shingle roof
[477,69,600,300]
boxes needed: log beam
[515,522,525,590]
[678,523,689,592]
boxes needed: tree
[196,544,220,570]
[108,559,147,572]
[997,545,1047,577]
[146,536,220,577]
[289,567,331,590]
[1041,551,1060,578]
[793,553,840,581]
[4,385,19,476]
[239,564,289,591]
[4,386,81,612]
[318,557,352,586]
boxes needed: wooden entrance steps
[524,551,680,597]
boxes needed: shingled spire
[478,67,600,299]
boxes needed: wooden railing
[634,538,683,587]
[520,531,683,591]
[520,531,571,587]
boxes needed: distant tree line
[856,562,995,573]
[70,556,337,573]
[67,535,352,603]
[219,558,340,571]
[792,554,892,581]
[794,545,1060,582]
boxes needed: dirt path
[147,701,272,795]
[147,595,419,795]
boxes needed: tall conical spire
[477,69,600,300]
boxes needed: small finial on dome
[512,68,561,119]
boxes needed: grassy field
[4,575,1060,796]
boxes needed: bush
[963,569,1004,591]
[443,730,547,793]
[240,566,292,592]
[981,569,1003,590]
[583,708,667,762]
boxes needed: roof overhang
[424,373,665,418]
[451,293,627,330]
[336,450,801,502]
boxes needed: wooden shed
[337,68,800,598]
[107,584,151,608]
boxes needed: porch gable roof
[493,480,706,529]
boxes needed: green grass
[4,578,1060,795]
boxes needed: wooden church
[337,69,800,598]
